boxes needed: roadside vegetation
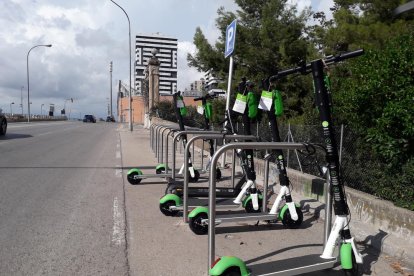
[155,0,414,210]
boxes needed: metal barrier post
[183,134,257,223]
[207,142,308,269]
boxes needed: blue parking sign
[224,19,237,58]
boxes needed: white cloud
[177,41,204,91]
[0,0,330,118]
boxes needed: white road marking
[112,197,125,246]
[115,169,122,178]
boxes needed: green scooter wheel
[281,206,303,229]
[244,198,263,213]
[189,212,208,235]
[159,200,179,216]
[127,170,142,185]
[341,243,359,275]
[220,267,241,276]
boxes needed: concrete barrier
[254,158,414,263]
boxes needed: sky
[0,0,333,119]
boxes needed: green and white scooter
[160,88,262,218]
[187,80,303,235]
[127,91,195,184]
[208,50,364,275]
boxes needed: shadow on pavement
[0,133,33,140]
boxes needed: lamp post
[27,44,52,123]
[10,102,14,115]
[41,104,44,115]
[109,0,133,131]
[20,86,24,115]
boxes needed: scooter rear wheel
[159,200,179,216]
[189,212,208,235]
[127,171,142,185]
[155,167,165,174]
[221,267,241,276]
[164,184,182,195]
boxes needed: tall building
[135,34,178,95]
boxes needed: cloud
[177,41,204,91]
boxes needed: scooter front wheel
[189,169,200,183]
[189,212,208,235]
[281,206,303,229]
[341,243,359,276]
[216,168,222,180]
[244,198,263,213]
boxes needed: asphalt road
[0,121,128,275]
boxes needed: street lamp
[109,0,133,131]
[27,44,52,123]
[41,104,44,115]
[10,102,14,115]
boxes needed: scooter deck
[203,212,279,224]
[170,198,239,211]
[186,187,240,198]
[247,254,337,275]
[134,173,172,179]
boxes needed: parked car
[0,109,6,135]
[83,114,96,123]
[106,116,115,122]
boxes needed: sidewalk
[119,124,413,276]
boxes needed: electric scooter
[187,80,304,235]
[187,79,264,234]
[160,87,262,217]
[127,91,202,184]
[126,123,177,184]
[208,49,364,275]
[194,90,222,179]
[163,90,222,196]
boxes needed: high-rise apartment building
[135,34,178,95]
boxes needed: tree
[187,0,315,121]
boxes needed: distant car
[0,109,7,135]
[106,116,115,122]
[83,114,96,123]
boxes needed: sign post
[223,19,237,166]
[224,19,237,112]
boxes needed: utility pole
[110,61,113,118]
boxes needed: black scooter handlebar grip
[270,67,301,81]
[325,49,364,64]
[193,97,203,101]
[338,49,364,61]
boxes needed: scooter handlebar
[269,49,364,81]
[193,93,218,102]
